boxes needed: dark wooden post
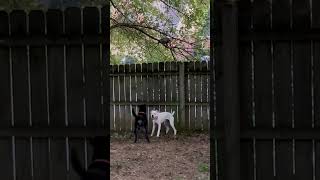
[178,62,185,129]
[221,0,240,180]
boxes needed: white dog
[150,110,177,137]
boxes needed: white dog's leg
[156,123,161,137]
[169,118,177,136]
[151,121,155,136]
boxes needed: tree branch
[110,0,128,21]
[158,0,191,21]
[111,22,197,46]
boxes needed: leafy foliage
[0,0,210,64]
[0,0,42,11]
[110,0,210,64]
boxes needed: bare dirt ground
[110,133,209,180]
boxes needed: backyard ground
[110,133,210,180]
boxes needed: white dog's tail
[171,111,175,115]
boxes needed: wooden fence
[110,61,210,132]
[0,7,108,180]
[214,0,320,180]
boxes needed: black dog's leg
[144,126,150,143]
[134,128,138,143]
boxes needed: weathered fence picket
[0,6,108,180]
[110,61,211,132]
[214,0,320,180]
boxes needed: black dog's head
[138,104,147,113]
[135,104,147,127]
[136,119,145,130]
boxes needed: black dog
[132,105,150,143]
[71,136,109,180]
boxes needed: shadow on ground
[110,133,210,180]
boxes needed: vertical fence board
[11,10,29,127]
[131,64,137,131]
[273,41,293,180]
[184,62,190,129]
[314,2,320,175]
[147,63,154,130]
[11,45,29,127]
[171,62,179,126]
[0,11,9,36]
[252,1,274,179]
[118,65,125,131]
[239,0,253,129]
[0,138,13,180]
[33,138,50,180]
[292,43,312,128]
[154,63,161,120]
[273,42,291,128]
[10,10,32,180]
[83,7,103,128]
[316,141,320,179]
[29,10,47,127]
[275,140,294,178]
[50,138,67,180]
[15,138,32,180]
[110,65,115,131]
[84,44,102,127]
[146,63,152,131]
[272,0,294,179]
[239,1,253,180]
[154,63,160,107]
[253,38,272,127]
[124,65,131,131]
[159,63,166,129]
[47,10,65,127]
[201,62,209,130]
[0,9,11,171]
[292,1,313,180]
[165,62,171,114]
[46,9,67,180]
[66,8,83,127]
[241,141,254,180]
[113,65,120,131]
[256,141,273,180]
[194,62,202,130]
[188,62,196,130]
[29,10,50,180]
[313,1,320,175]
[159,62,165,103]
[0,11,11,128]
[141,64,149,130]
[0,45,10,127]
[295,140,313,180]
[101,5,109,130]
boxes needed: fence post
[178,62,185,129]
[221,0,240,180]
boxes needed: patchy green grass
[110,130,209,139]
[198,163,209,173]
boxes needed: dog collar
[94,159,109,164]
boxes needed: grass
[110,130,209,139]
[198,163,209,173]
